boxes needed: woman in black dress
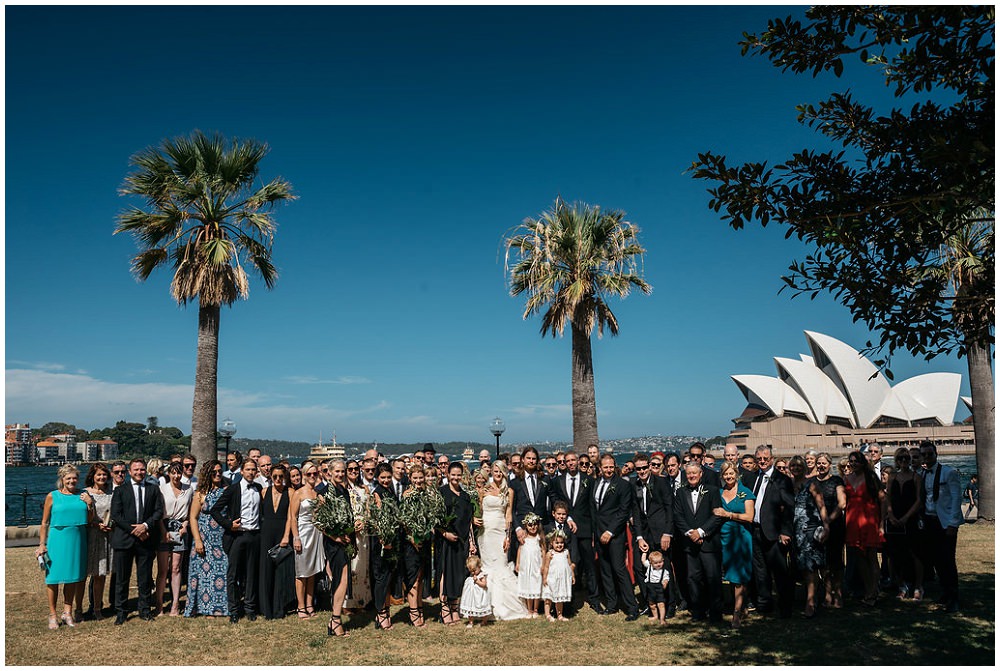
[814,452,847,608]
[370,463,399,631]
[323,461,354,637]
[259,464,295,619]
[885,448,924,600]
[436,462,473,626]
[400,465,432,627]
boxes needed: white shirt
[565,473,580,507]
[238,479,261,531]
[753,467,774,524]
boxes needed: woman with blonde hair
[36,464,95,629]
[475,460,529,620]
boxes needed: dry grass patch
[5,523,995,665]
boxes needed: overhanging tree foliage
[689,7,995,519]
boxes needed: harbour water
[4,455,980,527]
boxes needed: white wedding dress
[480,493,530,620]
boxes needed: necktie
[932,464,942,502]
[569,476,577,506]
[396,482,402,499]
[136,483,144,520]
[753,472,763,496]
[527,475,535,506]
[597,480,607,506]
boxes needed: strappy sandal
[60,612,76,627]
[305,605,316,618]
[327,614,349,637]
[439,600,453,624]
[408,606,425,627]
[374,608,393,630]
[48,615,59,630]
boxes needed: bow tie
[688,484,700,491]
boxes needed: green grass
[5,523,994,665]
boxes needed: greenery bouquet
[312,493,357,559]
[365,492,401,559]
[398,487,445,546]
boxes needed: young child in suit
[642,550,671,624]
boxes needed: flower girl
[516,513,545,617]
[459,556,491,628]
[541,530,574,621]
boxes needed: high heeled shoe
[439,600,453,625]
[327,614,349,637]
[48,615,59,630]
[297,608,310,619]
[60,612,76,627]
[408,606,425,627]
[374,608,393,630]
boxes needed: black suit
[549,471,600,609]
[749,467,795,616]
[664,472,690,610]
[210,480,264,617]
[700,465,721,488]
[673,483,724,620]
[110,478,164,618]
[508,471,550,562]
[631,475,674,609]
[591,476,638,616]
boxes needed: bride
[478,461,530,620]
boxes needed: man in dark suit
[109,457,164,624]
[210,459,263,622]
[631,453,674,616]
[591,454,639,620]
[749,445,795,617]
[688,442,721,487]
[673,463,725,621]
[549,450,601,613]
[508,446,550,562]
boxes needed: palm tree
[505,198,652,452]
[922,217,995,520]
[114,131,295,465]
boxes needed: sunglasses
[636,465,649,471]
[650,462,663,467]
[112,470,126,475]
[183,463,196,468]
[210,469,223,475]
[347,467,360,472]
[306,472,319,477]
[556,460,565,465]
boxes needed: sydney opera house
[727,331,975,453]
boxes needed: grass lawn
[4,523,994,665]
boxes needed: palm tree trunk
[571,322,599,453]
[966,335,994,522]
[191,303,220,465]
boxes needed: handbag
[267,543,293,564]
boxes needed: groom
[591,454,639,620]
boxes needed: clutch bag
[267,543,293,564]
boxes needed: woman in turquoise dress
[713,461,756,629]
[36,464,93,630]
[184,460,229,617]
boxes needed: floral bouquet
[398,487,445,546]
[365,491,401,559]
[312,494,357,559]
[460,481,483,520]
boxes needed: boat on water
[309,433,345,461]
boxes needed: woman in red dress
[843,451,885,606]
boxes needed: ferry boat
[309,432,345,461]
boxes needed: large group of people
[35,439,967,635]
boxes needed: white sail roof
[774,356,855,426]
[887,373,961,425]
[804,331,891,429]
[732,374,817,422]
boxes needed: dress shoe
[604,608,620,616]
[246,613,257,622]
[624,613,639,622]
[114,614,127,626]
[229,614,240,624]
[589,603,604,615]
[139,611,154,621]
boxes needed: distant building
[36,440,61,461]
[728,331,974,453]
[80,438,119,461]
[49,434,80,461]
[5,423,34,464]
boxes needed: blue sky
[5,6,972,444]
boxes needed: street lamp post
[490,417,505,460]
[219,418,237,462]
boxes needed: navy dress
[719,483,755,585]
[184,487,229,616]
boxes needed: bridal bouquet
[312,494,357,559]
[460,481,483,520]
[398,487,445,546]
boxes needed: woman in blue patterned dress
[184,460,229,617]
[789,455,830,617]
[713,461,755,629]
